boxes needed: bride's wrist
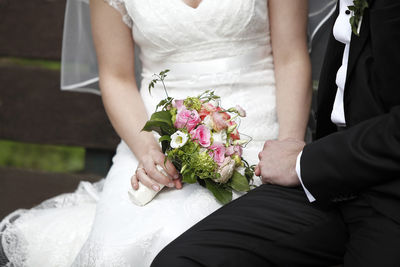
[126,133,161,162]
[136,143,162,162]
[277,132,305,142]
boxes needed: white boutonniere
[348,0,369,36]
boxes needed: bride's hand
[131,147,182,192]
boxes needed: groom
[152,0,400,265]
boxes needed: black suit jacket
[301,0,400,223]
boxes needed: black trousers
[151,185,400,267]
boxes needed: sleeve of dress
[103,0,133,28]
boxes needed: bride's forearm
[90,0,159,162]
[268,0,310,141]
[100,77,160,161]
[274,54,312,141]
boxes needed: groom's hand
[255,138,305,187]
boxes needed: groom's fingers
[263,140,273,149]
[255,165,261,176]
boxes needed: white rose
[203,115,214,129]
[212,130,227,144]
[208,99,220,107]
[170,131,189,148]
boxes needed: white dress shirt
[296,0,356,202]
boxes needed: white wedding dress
[0,0,279,266]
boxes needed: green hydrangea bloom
[189,151,218,180]
[183,97,202,111]
[167,139,198,169]
[170,107,177,124]
[167,140,218,181]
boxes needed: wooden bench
[0,0,121,220]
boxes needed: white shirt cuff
[296,151,316,202]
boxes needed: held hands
[131,147,182,191]
[255,138,305,187]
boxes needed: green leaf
[245,167,254,181]
[159,135,171,154]
[160,69,170,77]
[228,170,250,192]
[155,97,174,111]
[146,111,173,127]
[159,135,171,142]
[347,0,368,37]
[148,81,156,95]
[156,99,168,110]
[142,111,174,136]
[182,170,197,184]
[142,121,173,136]
[205,179,232,204]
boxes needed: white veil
[60,0,337,95]
[308,0,337,48]
[308,0,337,80]
[61,0,101,95]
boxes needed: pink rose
[199,103,216,120]
[211,108,230,131]
[208,143,226,165]
[174,108,201,132]
[228,121,240,140]
[173,99,185,111]
[225,145,243,157]
[235,105,246,117]
[190,125,211,147]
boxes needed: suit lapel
[345,0,374,85]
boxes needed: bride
[0,0,334,266]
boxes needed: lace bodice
[105,0,271,64]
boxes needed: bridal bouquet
[129,70,255,205]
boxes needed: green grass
[0,140,85,173]
[0,57,60,70]
[0,57,82,172]
[0,56,84,173]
